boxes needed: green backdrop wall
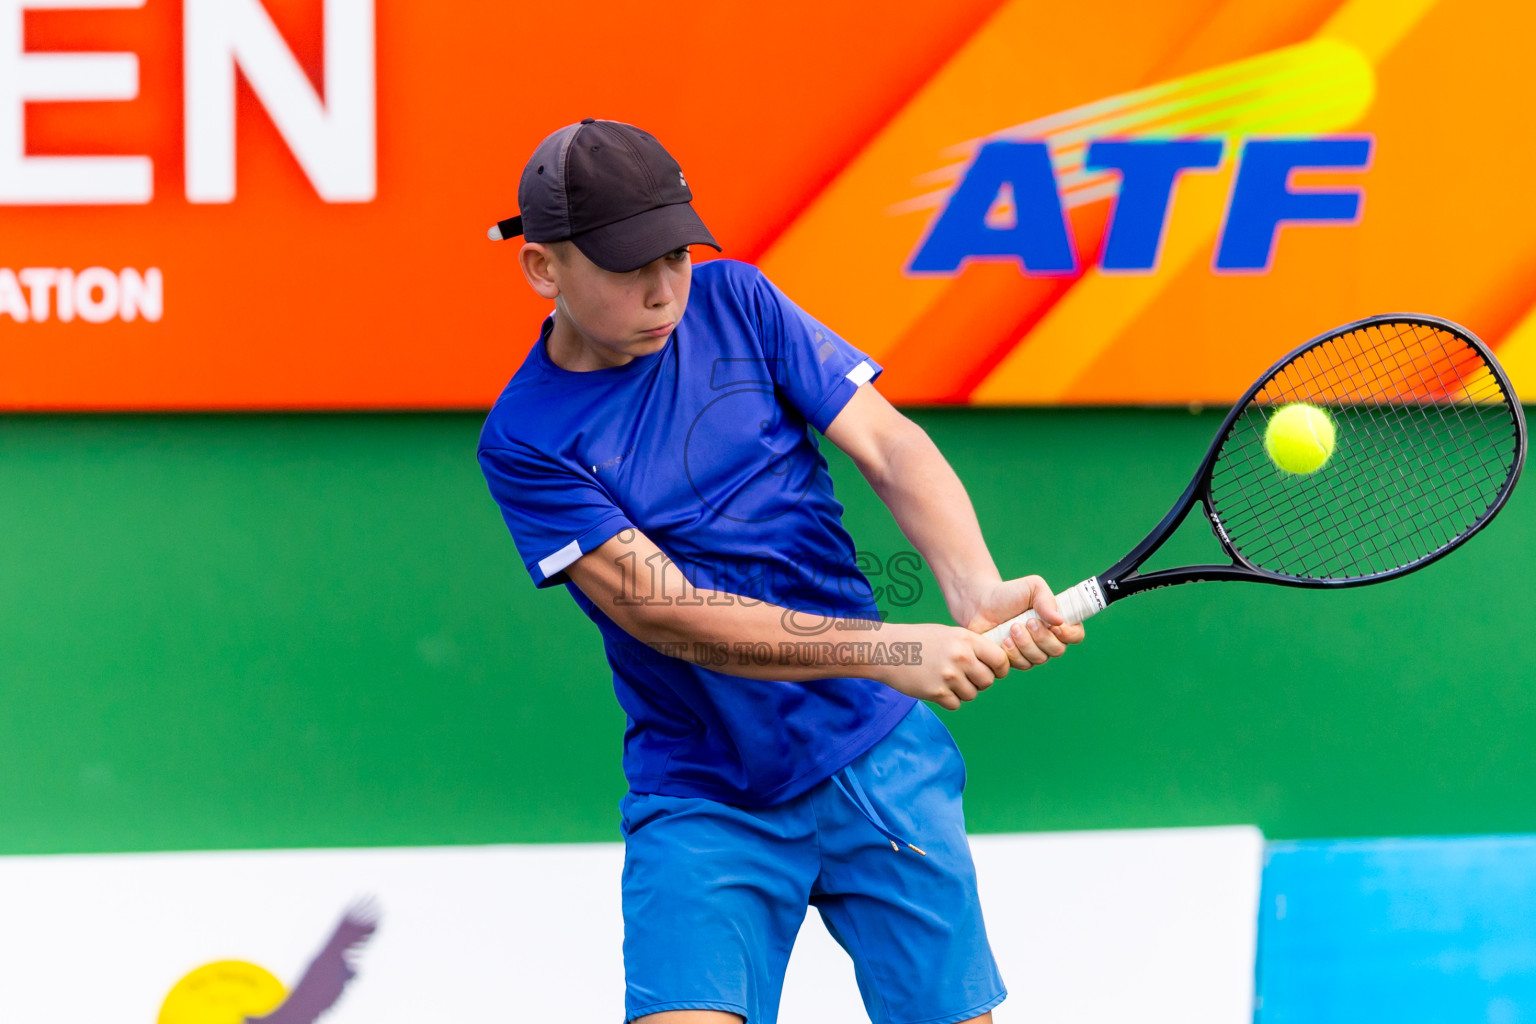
[1,409,1531,855]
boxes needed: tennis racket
[983,314,1527,643]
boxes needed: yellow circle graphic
[158,961,286,1024]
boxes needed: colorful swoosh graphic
[757,0,1536,407]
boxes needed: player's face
[548,245,692,367]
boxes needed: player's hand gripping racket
[983,314,1527,644]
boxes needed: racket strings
[1226,414,1500,579]
[1224,375,1505,570]
[1222,337,1503,526]
[1218,328,1511,577]
[1208,321,1519,581]
[1225,342,1510,577]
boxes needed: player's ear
[519,242,561,300]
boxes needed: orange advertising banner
[5,0,1536,408]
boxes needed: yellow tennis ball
[1265,403,1335,474]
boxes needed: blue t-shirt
[478,259,916,806]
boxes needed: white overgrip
[981,577,1106,646]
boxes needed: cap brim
[571,203,721,273]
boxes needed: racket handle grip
[980,577,1106,646]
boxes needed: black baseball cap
[488,118,720,273]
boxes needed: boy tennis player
[479,119,1084,1024]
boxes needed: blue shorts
[619,702,1006,1024]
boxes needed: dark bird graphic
[245,903,379,1023]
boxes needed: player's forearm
[567,532,919,683]
[619,593,919,682]
[862,419,1001,622]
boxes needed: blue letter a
[908,141,1075,275]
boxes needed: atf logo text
[909,135,1373,276]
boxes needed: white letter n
[185,0,375,203]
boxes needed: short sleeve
[748,269,883,433]
[479,442,635,588]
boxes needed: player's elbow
[608,598,701,647]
